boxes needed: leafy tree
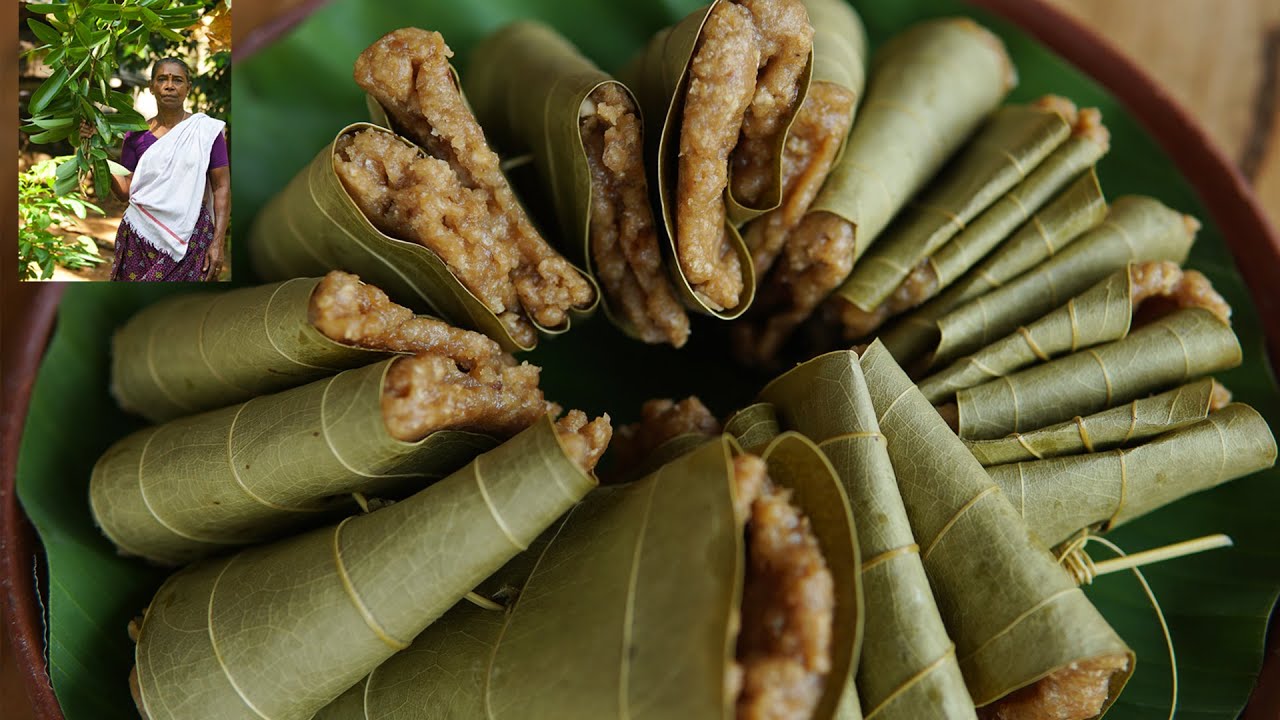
[18,156,106,280]
[20,0,209,200]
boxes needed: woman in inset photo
[80,57,230,282]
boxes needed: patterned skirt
[111,203,216,282]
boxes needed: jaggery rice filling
[1129,260,1232,327]
[309,270,504,370]
[729,0,816,207]
[731,454,834,720]
[744,81,858,278]
[735,211,855,365]
[978,654,1130,720]
[612,396,722,470]
[678,0,813,311]
[348,28,595,346]
[318,267,554,442]
[554,410,614,474]
[581,84,691,346]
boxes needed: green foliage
[20,0,211,199]
[18,156,105,280]
[121,0,231,120]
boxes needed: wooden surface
[5,1,1279,718]
[1044,0,1280,230]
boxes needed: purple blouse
[121,124,229,173]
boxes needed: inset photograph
[17,0,231,282]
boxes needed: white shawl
[122,112,227,261]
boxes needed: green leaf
[73,20,93,48]
[55,157,77,181]
[25,3,66,13]
[93,157,110,202]
[53,171,78,197]
[28,66,69,114]
[28,126,73,144]
[30,116,74,130]
[105,159,131,176]
[65,197,88,219]
[155,25,184,42]
[87,4,121,20]
[69,53,92,81]
[27,18,62,46]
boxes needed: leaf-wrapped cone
[806,0,867,124]
[132,417,598,720]
[837,100,1072,313]
[929,195,1196,368]
[314,523,559,720]
[313,433,862,720]
[881,164,1108,363]
[90,358,495,565]
[760,352,977,720]
[110,278,390,423]
[929,121,1110,295]
[464,21,689,346]
[956,307,1242,440]
[964,378,1218,466]
[620,0,817,316]
[919,267,1135,403]
[805,18,1014,265]
[859,341,1133,711]
[624,0,814,224]
[990,403,1277,547]
[248,123,597,352]
[737,0,865,275]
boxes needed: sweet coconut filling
[677,0,814,311]
[347,28,595,347]
[730,454,835,720]
[309,270,505,369]
[306,269,553,442]
[978,654,1130,720]
[612,396,722,470]
[553,410,613,474]
[744,81,858,278]
[735,210,856,365]
[581,84,691,346]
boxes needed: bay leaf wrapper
[957,307,1242,440]
[90,358,495,565]
[918,267,1135,403]
[617,0,811,317]
[313,433,862,720]
[621,0,815,224]
[724,401,783,453]
[964,378,1218,466]
[859,340,1133,710]
[132,416,597,720]
[930,132,1109,292]
[991,403,1277,547]
[464,21,660,340]
[110,277,391,424]
[804,18,1015,266]
[314,520,561,719]
[248,123,599,352]
[837,101,1072,312]
[929,195,1196,368]
[882,168,1108,364]
[806,0,867,150]
[760,352,977,720]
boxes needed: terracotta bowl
[4,0,1279,717]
